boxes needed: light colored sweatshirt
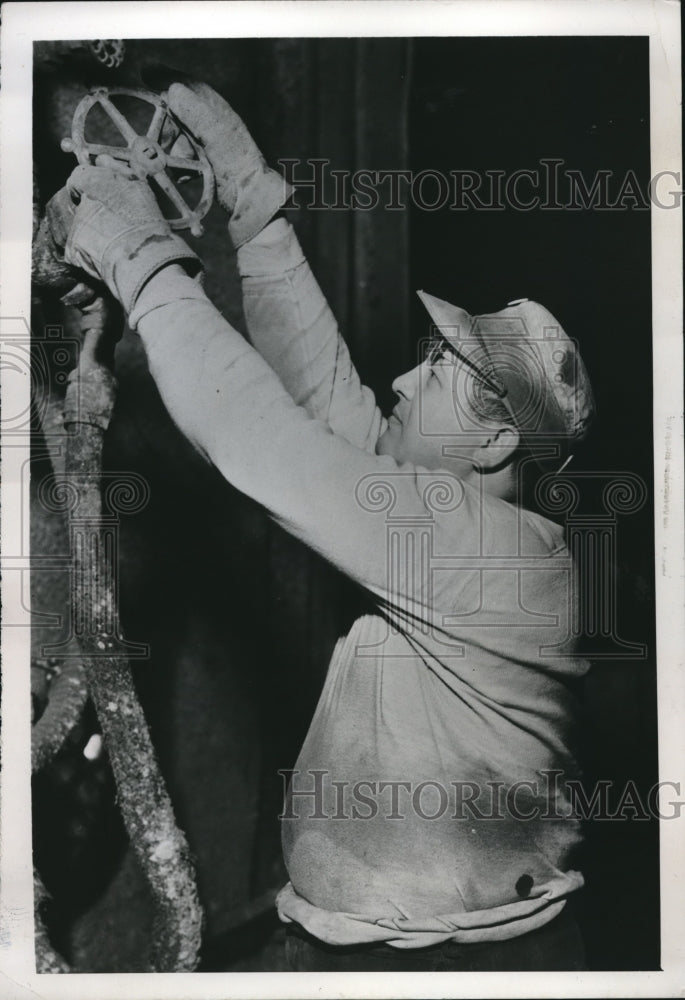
[133,219,588,949]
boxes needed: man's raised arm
[165,80,385,452]
[237,219,384,452]
[44,165,462,623]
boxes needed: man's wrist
[128,263,207,330]
[236,216,305,277]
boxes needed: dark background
[31,36,658,971]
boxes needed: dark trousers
[285,906,585,972]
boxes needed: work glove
[42,165,202,319]
[158,74,292,248]
[33,191,100,307]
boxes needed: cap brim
[417,290,486,369]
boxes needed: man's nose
[392,363,424,399]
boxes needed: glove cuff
[128,268,206,331]
[228,165,293,249]
[106,227,203,316]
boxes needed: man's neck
[462,462,518,504]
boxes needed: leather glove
[164,78,293,248]
[45,165,202,319]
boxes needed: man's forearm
[134,264,395,590]
[237,218,385,451]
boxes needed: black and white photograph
[0,1,683,997]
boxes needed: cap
[417,291,595,451]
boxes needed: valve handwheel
[61,87,214,237]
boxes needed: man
[43,78,594,972]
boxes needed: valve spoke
[147,104,166,142]
[67,89,213,235]
[165,155,203,174]
[152,170,191,218]
[98,95,140,144]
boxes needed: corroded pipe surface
[31,657,89,773]
[30,284,203,970]
[62,313,203,971]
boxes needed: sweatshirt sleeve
[132,264,476,623]
[236,218,386,453]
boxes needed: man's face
[375,339,494,473]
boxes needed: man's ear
[475,426,520,471]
